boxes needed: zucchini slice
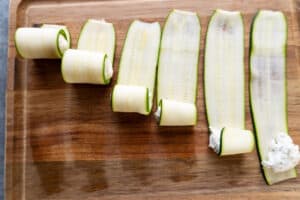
[14,27,70,59]
[250,10,300,184]
[112,20,161,115]
[61,49,112,84]
[156,9,200,126]
[77,19,115,65]
[41,24,71,48]
[205,9,254,155]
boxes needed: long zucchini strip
[112,20,161,115]
[156,9,200,126]
[250,10,300,185]
[205,9,254,156]
[15,26,70,59]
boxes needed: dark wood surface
[5,0,300,199]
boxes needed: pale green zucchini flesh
[250,10,297,185]
[156,9,200,126]
[61,49,112,84]
[205,9,254,155]
[15,27,70,59]
[77,19,115,65]
[112,20,161,115]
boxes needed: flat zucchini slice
[77,19,115,65]
[205,9,254,155]
[14,27,70,59]
[156,9,200,126]
[112,20,161,115]
[61,49,112,84]
[250,10,297,185]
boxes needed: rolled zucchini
[204,10,254,155]
[112,20,161,115]
[250,10,300,185]
[77,19,115,65]
[156,9,200,126]
[14,27,70,59]
[155,99,197,126]
[41,24,71,48]
[209,127,254,156]
[61,49,113,84]
[112,85,150,114]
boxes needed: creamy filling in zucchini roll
[112,20,161,115]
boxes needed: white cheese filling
[262,132,300,173]
[208,126,221,154]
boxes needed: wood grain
[5,0,300,199]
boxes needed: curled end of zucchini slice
[15,26,70,59]
[61,49,111,84]
[42,24,72,51]
[111,84,151,115]
[209,127,255,156]
[155,99,197,126]
[57,29,69,58]
[102,55,113,84]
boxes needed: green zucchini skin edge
[204,9,245,128]
[218,127,225,156]
[156,9,200,123]
[145,88,150,115]
[56,29,68,58]
[249,10,296,185]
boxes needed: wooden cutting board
[5,0,300,199]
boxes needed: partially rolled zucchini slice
[61,49,113,84]
[250,10,300,185]
[77,19,115,65]
[156,9,200,126]
[61,19,116,85]
[204,9,254,155]
[112,20,161,115]
[14,26,70,59]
